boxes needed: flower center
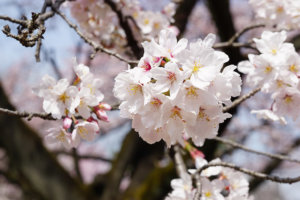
[59,92,69,103]
[167,71,176,82]
[78,126,88,138]
[205,192,212,197]
[193,60,203,73]
[129,84,142,95]
[289,64,298,73]
[264,66,272,73]
[143,18,150,25]
[186,86,198,97]
[284,95,293,104]
[150,98,162,108]
[56,130,66,142]
[170,106,182,119]
[198,108,210,121]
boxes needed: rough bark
[0,83,95,200]
[173,0,198,38]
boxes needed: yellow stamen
[276,6,284,13]
[271,49,277,55]
[289,64,298,73]
[78,126,88,138]
[170,106,182,119]
[129,84,142,95]
[59,92,69,103]
[186,86,198,97]
[284,95,293,104]
[198,108,210,121]
[193,61,203,73]
[264,66,272,73]
[86,83,95,94]
[143,18,150,25]
[276,80,283,88]
[56,130,66,142]
[150,98,162,108]
[153,22,160,30]
[205,192,212,197]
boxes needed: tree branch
[53,9,138,65]
[103,0,143,58]
[212,136,300,164]
[0,107,55,120]
[223,87,261,113]
[173,145,187,177]
[250,138,300,191]
[54,150,112,162]
[213,23,264,49]
[196,161,300,184]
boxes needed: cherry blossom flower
[72,121,100,147]
[45,127,73,149]
[41,79,80,119]
[35,59,109,148]
[238,30,300,123]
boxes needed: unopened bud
[95,109,109,122]
[63,117,72,130]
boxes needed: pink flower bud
[95,109,109,122]
[63,117,72,130]
[190,149,205,160]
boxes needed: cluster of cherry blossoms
[33,60,111,149]
[69,0,176,49]
[134,2,176,38]
[114,28,242,147]
[238,31,300,124]
[249,0,300,29]
[165,147,252,200]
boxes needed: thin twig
[0,15,26,25]
[0,107,55,120]
[54,150,112,162]
[213,23,265,49]
[54,9,138,65]
[223,87,261,112]
[0,107,85,121]
[196,162,300,184]
[213,136,300,164]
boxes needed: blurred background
[0,0,300,199]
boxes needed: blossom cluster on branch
[114,29,242,147]
[166,146,252,200]
[238,31,300,124]
[69,0,176,50]
[33,60,111,148]
[249,0,300,29]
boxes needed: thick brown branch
[103,0,143,58]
